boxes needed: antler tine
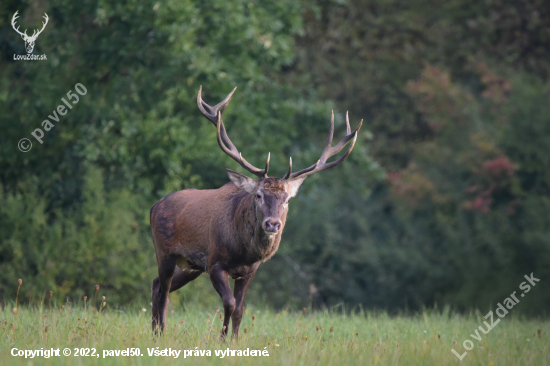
[289,159,320,178]
[27,12,49,40]
[265,152,270,176]
[198,87,267,178]
[199,87,266,178]
[11,11,27,37]
[197,86,238,155]
[318,129,359,170]
[35,13,48,37]
[215,112,267,178]
[197,85,237,126]
[286,113,363,180]
[282,157,292,179]
[319,110,335,163]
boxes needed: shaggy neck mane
[228,189,282,260]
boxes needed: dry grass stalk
[13,279,23,333]
[94,285,100,311]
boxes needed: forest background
[1,0,548,316]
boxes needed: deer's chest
[244,234,280,263]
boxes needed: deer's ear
[286,176,307,197]
[227,169,258,194]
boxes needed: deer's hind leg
[170,266,202,292]
[152,254,177,334]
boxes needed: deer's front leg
[209,266,235,338]
[231,264,260,339]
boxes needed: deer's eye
[256,194,262,200]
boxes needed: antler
[28,13,48,40]
[284,111,362,180]
[11,11,27,38]
[197,86,270,178]
[11,11,48,40]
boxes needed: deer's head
[198,86,362,235]
[226,173,305,234]
[12,11,49,54]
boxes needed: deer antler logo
[11,11,49,54]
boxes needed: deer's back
[150,183,241,269]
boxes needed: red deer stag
[151,86,362,336]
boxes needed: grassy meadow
[0,293,548,366]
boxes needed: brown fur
[151,179,289,337]
[262,178,286,191]
[151,87,361,338]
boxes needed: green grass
[0,300,548,365]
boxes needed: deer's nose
[263,219,282,234]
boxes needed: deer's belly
[175,247,208,272]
